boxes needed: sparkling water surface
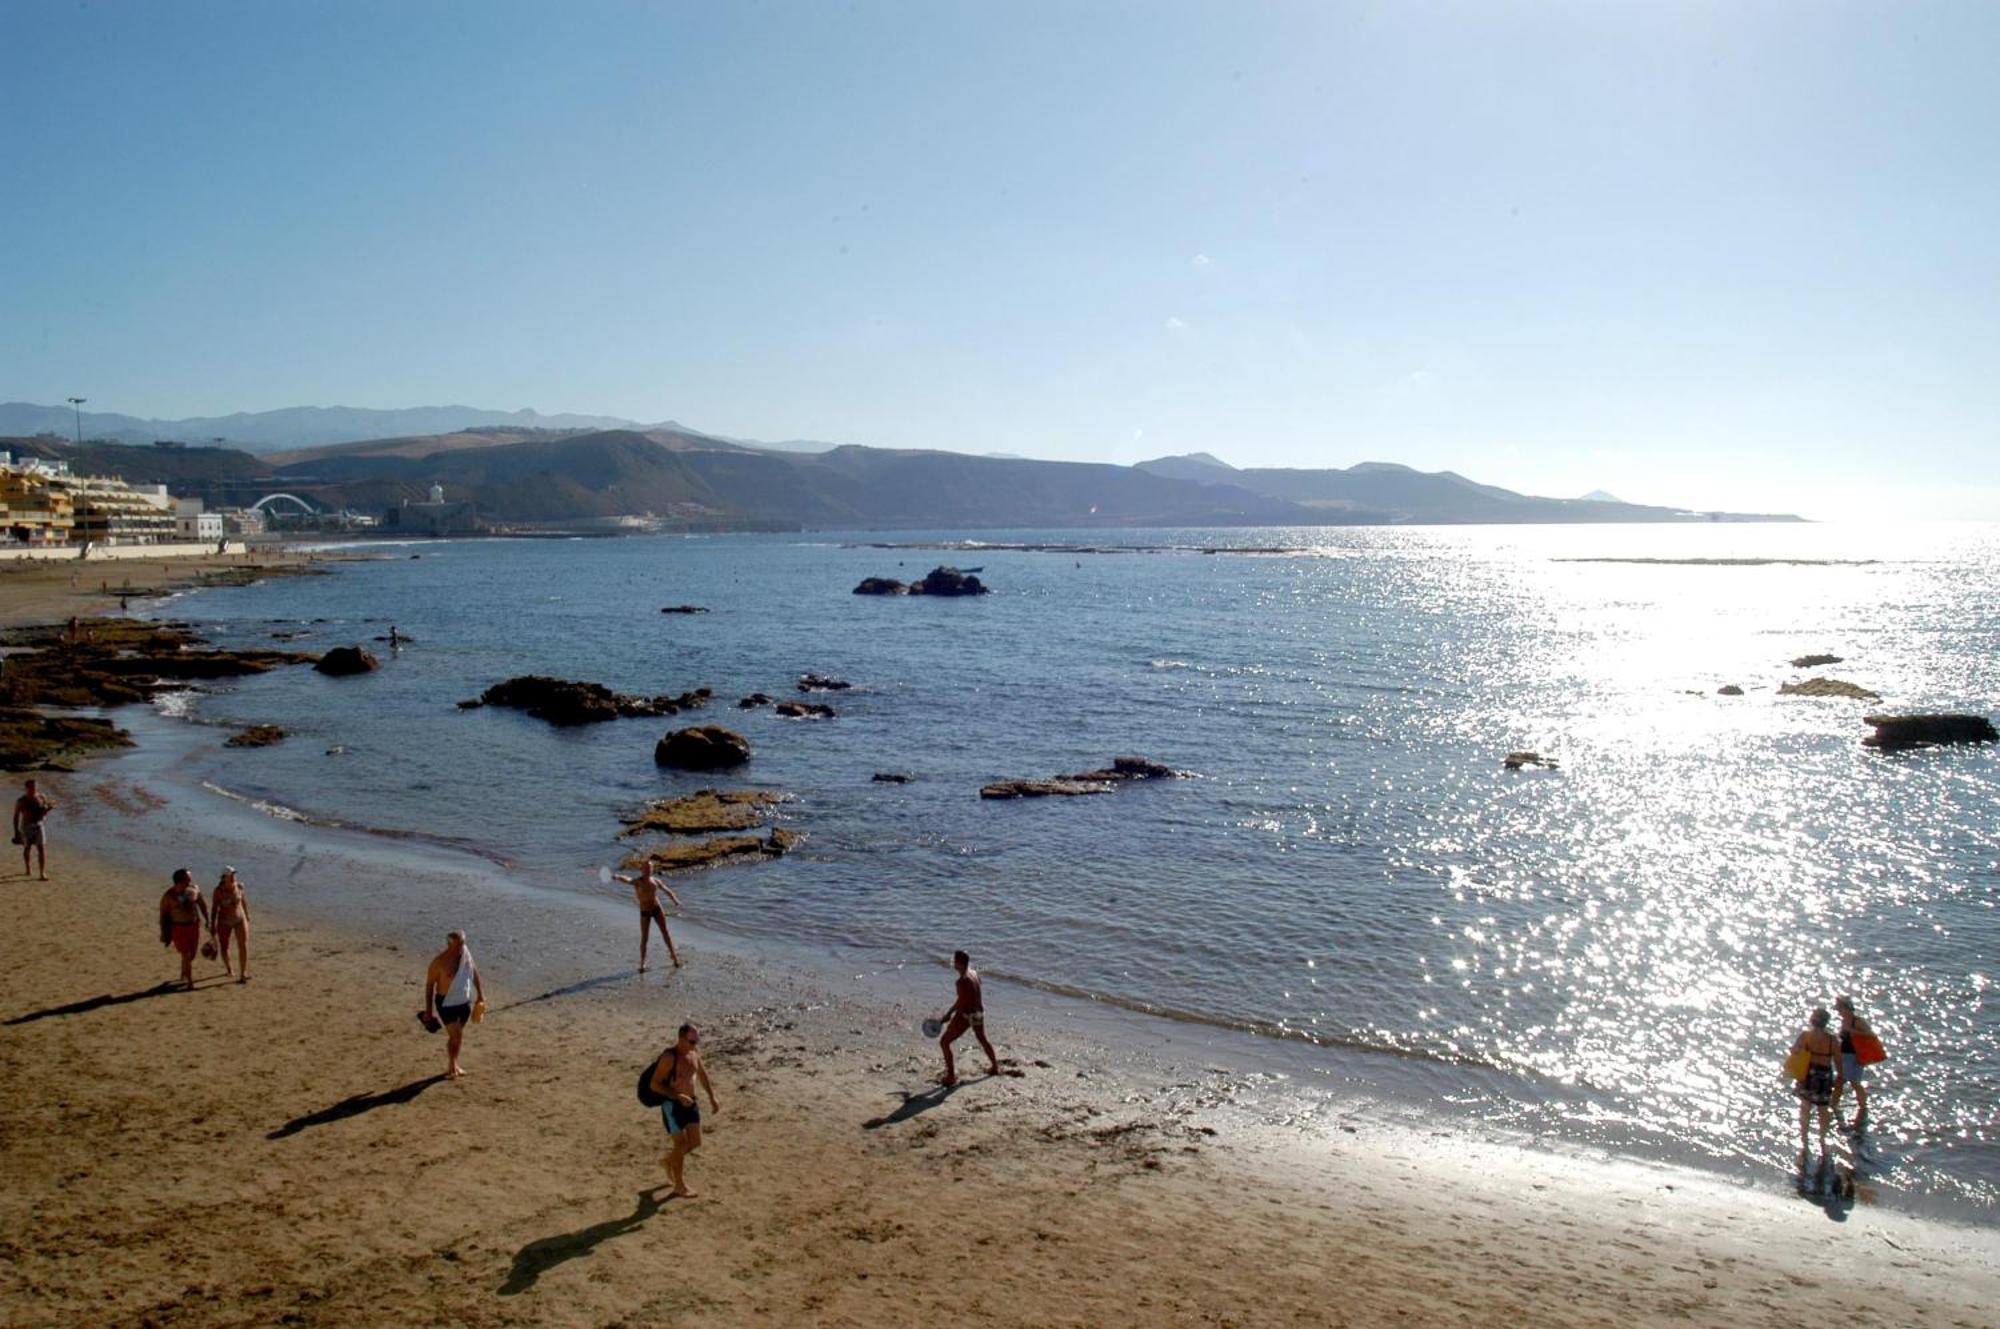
[152,523,1999,1215]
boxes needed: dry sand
[0,548,335,629]
[2,565,1996,1328]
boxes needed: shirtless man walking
[614,863,681,970]
[157,869,210,989]
[424,930,486,1080]
[14,780,55,880]
[647,1022,719,1197]
[937,949,1001,1085]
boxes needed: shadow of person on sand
[492,971,634,1014]
[501,1187,670,1296]
[5,979,213,1025]
[1794,1150,1855,1222]
[267,1074,447,1140]
[862,1081,961,1130]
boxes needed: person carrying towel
[424,930,486,1080]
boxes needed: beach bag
[1782,1047,1810,1081]
[637,1048,676,1107]
[1852,1030,1887,1066]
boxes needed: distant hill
[5,427,1802,529]
[1579,489,1624,503]
[0,402,643,452]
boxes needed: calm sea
[146,523,1998,1215]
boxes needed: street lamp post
[65,397,87,445]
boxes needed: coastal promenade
[2,567,1995,1327]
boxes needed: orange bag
[1851,1030,1886,1065]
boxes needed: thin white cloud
[1191,253,1213,269]
[1163,316,1187,332]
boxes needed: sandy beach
[3,564,1997,1328]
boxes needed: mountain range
[0,417,1801,529]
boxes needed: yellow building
[61,475,177,545]
[0,468,75,546]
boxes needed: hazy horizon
[6,2,1996,522]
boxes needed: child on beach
[648,1023,718,1197]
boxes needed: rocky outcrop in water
[871,772,912,784]
[621,826,799,873]
[621,789,784,836]
[1791,653,1844,669]
[1862,714,1998,751]
[314,646,380,676]
[775,700,835,719]
[981,755,1180,799]
[0,709,130,771]
[1503,751,1559,770]
[737,693,773,709]
[655,725,752,769]
[798,674,852,693]
[660,605,709,614]
[1717,685,1744,696]
[224,724,287,748]
[0,619,315,710]
[1779,677,1880,701]
[473,676,711,725]
[852,566,990,596]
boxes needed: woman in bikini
[1790,1007,1840,1153]
[211,866,251,983]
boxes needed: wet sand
[2,572,1997,1326]
[0,547,336,628]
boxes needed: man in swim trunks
[424,930,486,1080]
[937,949,1001,1086]
[158,868,210,989]
[614,863,682,971]
[14,779,55,881]
[1832,995,1874,1130]
[648,1022,718,1197]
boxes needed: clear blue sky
[5,1,1996,518]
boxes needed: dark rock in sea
[852,577,906,595]
[1791,653,1844,669]
[1717,685,1744,696]
[1779,677,1880,701]
[654,725,752,770]
[314,646,380,677]
[798,674,852,692]
[456,699,484,710]
[1502,751,1558,770]
[660,605,709,614]
[0,618,315,712]
[480,675,622,725]
[980,778,1115,799]
[621,788,784,836]
[1065,755,1178,782]
[1861,714,1998,751]
[775,700,835,719]
[871,772,912,784]
[908,565,988,597]
[737,693,774,709]
[224,724,287,748]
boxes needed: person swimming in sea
[1790,1007,1839,1153]
[614,863,682,971]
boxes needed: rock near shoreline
[1862,713,1998,751]
[654,725,752,770]
[852,565,989,597]
[471,675,711,725]
[981,755,1179,799]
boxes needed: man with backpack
[643,1023,718,1197]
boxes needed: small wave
[197,780,516,866]
[152,689,200,719]
[1147,658,1194,671]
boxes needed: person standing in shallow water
[1790,1007,1839,1153]
[1833,995,1874,1130]
[158,869,210,989]
[424,930,485,1080]
[649,1022,718,1197]
[937,949,1001,1086]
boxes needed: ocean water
[147,523,1998,1215]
